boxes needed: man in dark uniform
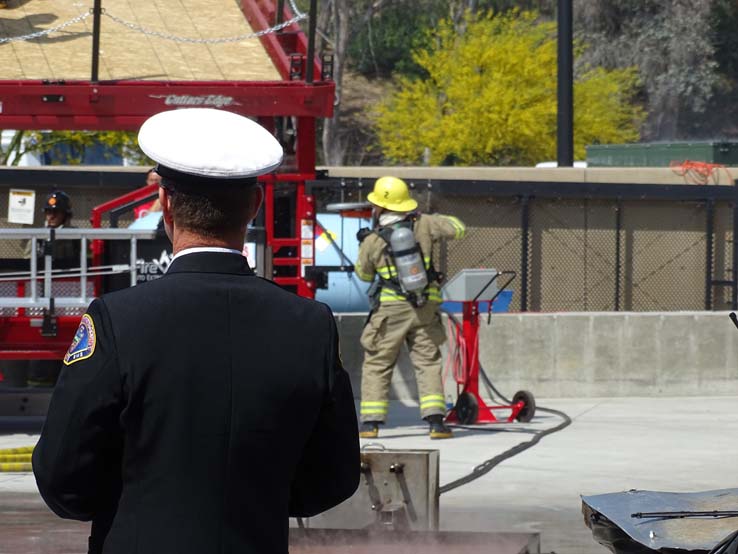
[33,108,360,554]
[24,190,81,268]
[21,190,82,387]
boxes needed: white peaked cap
[138,108,283,180]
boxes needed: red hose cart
[442,269,536,425]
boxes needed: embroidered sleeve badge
[63,314,97,366]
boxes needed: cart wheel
[513,390,536,423]
[455,392,479,425]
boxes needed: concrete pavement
[1,396,737,553]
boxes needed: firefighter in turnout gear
[355,176,466,439]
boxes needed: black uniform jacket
[33,251,360,554]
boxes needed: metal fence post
[30,238,37,303]
[520,196,530,312]
[614,199,622,311]
[557,0,574,167]
[705,199,715,310]
[44,229,53,304]
[81,236,88,304]
[733,202,738,311]
[130,237,138,288]
[91,0,103,82]
[305,0,318,84]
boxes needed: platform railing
[0,228,156,310]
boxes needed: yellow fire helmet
[367,176,418,212]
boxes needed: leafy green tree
[0,130,31,166]
[711,0,738,82]
[313,0,558,164]
[693,0,738,138]
[347,0,556,79]
[348,0,448,78]
[29,131,146,165]
[375,10,643,165]
[1,130,147,166]
[574,0,721,140]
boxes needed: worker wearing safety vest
[355,176,466,439]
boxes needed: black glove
[356,227,372,243]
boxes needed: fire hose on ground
[0,445,33,472]
[439,311,572,495]
[439,366,572,494]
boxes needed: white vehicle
[535,160,588,168]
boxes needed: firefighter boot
[426,415,453,439]
[359,421,380,439]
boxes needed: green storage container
[586,142,738,167]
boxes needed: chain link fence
[312,178,738,312]
[433,193,735,312]
[434,195,526,309]
[621,201,707,311]
[530,199,621,311]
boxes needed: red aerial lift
[0,0,330,364]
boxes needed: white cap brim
[138,108,283,180]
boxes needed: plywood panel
[0,0,280,81]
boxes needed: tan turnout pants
[359,301,447,423]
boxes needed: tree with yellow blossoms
[375,10,644,166]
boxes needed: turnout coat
[33,251,360,554]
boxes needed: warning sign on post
[7,189,35,225]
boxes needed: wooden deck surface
[0,0,280,81]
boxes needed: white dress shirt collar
[172,246,243,261]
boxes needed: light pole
[557,0,573,167]
[305,0,318,83]
[91,0,102,83]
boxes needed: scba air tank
[389,226,428,294]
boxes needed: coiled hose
[0,445,33,472]
[439,312,572,494]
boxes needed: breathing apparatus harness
[370,213,442,309]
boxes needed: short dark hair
[167,182,258,238]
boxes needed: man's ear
[159,187,174,226]
[246,185,264,223]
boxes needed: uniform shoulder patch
[63,314,97,366]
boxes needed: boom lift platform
[0,0,332,368]
[0,228,156,362]
[0,0,331,297]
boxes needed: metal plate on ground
[582,488,738,553]
[304,448,439,531]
